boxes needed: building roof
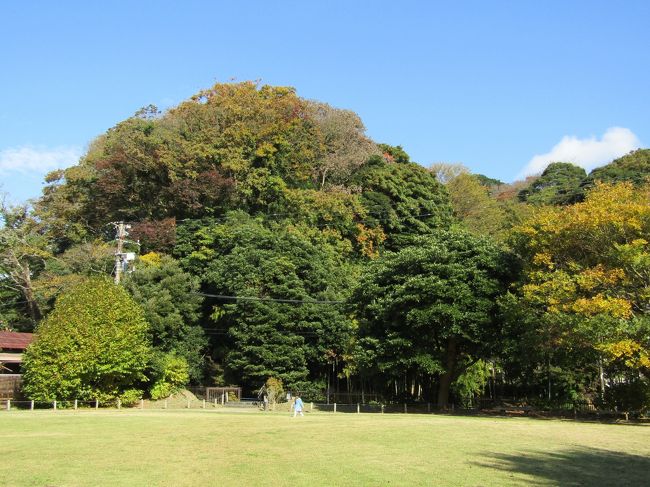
[0,331,35,351]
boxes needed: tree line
[1,81,649,410]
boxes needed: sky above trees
[1,0,649,203]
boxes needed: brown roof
[0,331,35,351]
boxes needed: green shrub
[148,352,190,399]
[120,389,143,406]
[150,382,172,401]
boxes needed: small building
[0,331,35,399]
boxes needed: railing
[2,398,645,420]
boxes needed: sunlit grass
[1,409,648,486]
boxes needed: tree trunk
[9,254,41,322]
[598,356,605,402]
[21,263,42,322]
[437,337,457,409]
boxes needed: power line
[119,203,440,227]
[194,292,345,305]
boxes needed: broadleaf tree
[22,278,151,401]
[351,229,511,408]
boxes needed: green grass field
[1,409,649,486]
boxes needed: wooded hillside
[2,82,649,411]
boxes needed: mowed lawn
[1,410,649,486]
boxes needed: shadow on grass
[474,447,650,486]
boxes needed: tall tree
[505,182,650,406]
[176,215,357,392]
[351,230,510,408]
[0,202,51,328]
[122,253,207,382]
[517,162,586,205]
[446,173,508,238]
[580,149,650,196]
[306,101,379,187]
[351,151,453,249]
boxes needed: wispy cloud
[0,145,83,174]
[517,127,641,179]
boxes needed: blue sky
[1,0,649,203]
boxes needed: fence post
[334,402,337,413]
[310,402,313,412]
[30,400,34,411]
[404,403,407,414]
[74,399,78,410]
[164,399,168,410]
[7,399,10,411]
[214,398,217,407]
[117,399,121,410]
[54,400,57,411]
[95,398,99,409]
[202,399,206,409]
[381,404,384,414]
[141,399,144,410]
[357,403,360,414]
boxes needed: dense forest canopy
[2,81,649,410]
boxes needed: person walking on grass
[292,394,304,417]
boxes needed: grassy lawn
[1,409,649,486]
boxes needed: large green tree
[122,253,207,382]
[22,278,151,401]
[517,162,586,205]
[580,149,650,195]
[351,230,510,408]
[351,150,453,249]
[176,214,357,393]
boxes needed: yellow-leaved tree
[503,182,650,410]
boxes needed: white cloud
[0,145,83,175]
[517,127,641,179]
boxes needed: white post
[6,399,10,411]
[30,400,34,411]
[202,399,206,409]
[214,397,217,407]
[381,404,384,414]
[74,399,78,410]
[187,399,190,409]
[311,402,313,412]
[117,399,121,410]
[357,403,360,414]
[164,399,168,409]
[334,402,337,413]
[140,399,144,410]
[54,400,57,410]
[95,399,99,409]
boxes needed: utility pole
[113,222,127,284]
